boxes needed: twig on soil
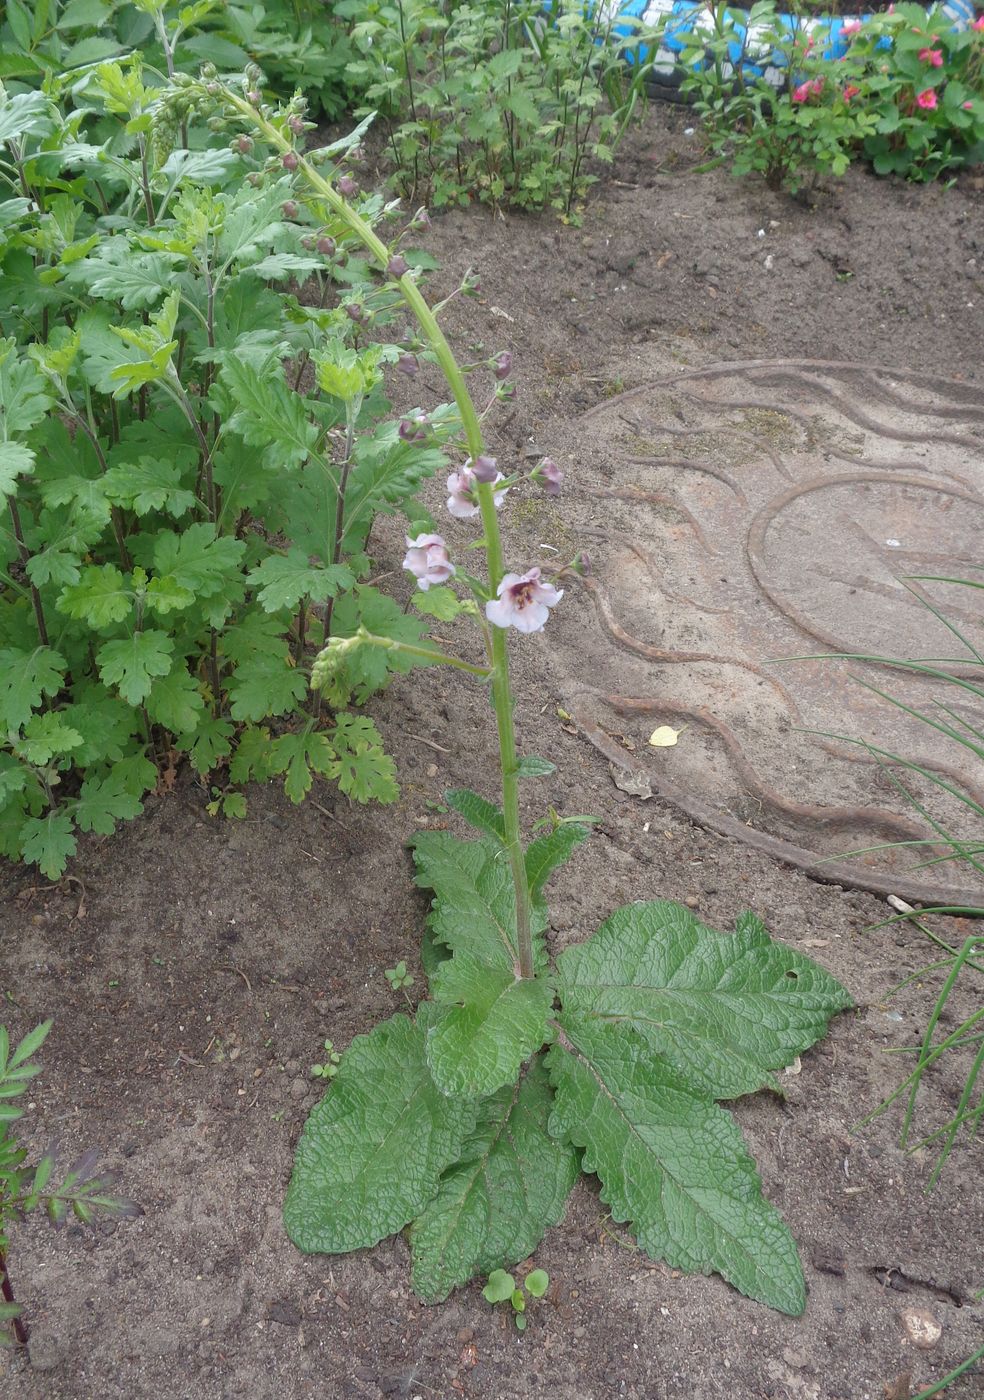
[408,733,452,754]
[309,799,351,832]
[217,965,253,994]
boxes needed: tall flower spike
[486,568,563,634]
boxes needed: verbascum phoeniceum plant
[164,66,852,1317]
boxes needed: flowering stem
[223,92,537,978]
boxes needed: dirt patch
[2,103,983,1400]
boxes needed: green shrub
[348,0,655,217]
[0,68,455,878]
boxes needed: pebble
[901,1307,942,1349]
[285,1059,302,1075]
[290,1077,309,1100]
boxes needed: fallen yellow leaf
[648,725,682,748]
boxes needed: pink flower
[974,16,984,30]
[918,47,944,66]
[844,84,861,100]
[485,568,563,634]
[492,351,513,380]
[916,88,938,109]
[402,534,455,591]
[534,457,564,495]
[841,18,862,36]
[446,465,508,519]
[792,77,824,103]
[963,100,974,109]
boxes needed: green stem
[233,96,536,978]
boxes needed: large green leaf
[556,902,852,1100]
[284,1009,476,1254]
[96,630,173,705]
[410,1057,577,1302]
[219,357,319,471]
[0,647,66,730]
[246,549,354,614]
[412,832,536,973]
[427,952,554,1096]
[0,337,54,437]
[547,1017,806,1315]
[525,823,591,902]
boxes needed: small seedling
[385,962,414,992]
[1,1020,141,1345]
[482,1268,550,1331]
[310,1041,341,1080]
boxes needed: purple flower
[447,465,508,519]
[412,207,432,230]
[337,174,358,198]
[397,353,419,377]
[471,454,499,483]
[403,534,455,591]
[387,253,409,278]
[492,351,513,380]
[399,415,429,442]
[486,568,563,634]
[535,457,563,496]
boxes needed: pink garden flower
[402,534,455,590]
[841,18,862,36]
[964,100,975,109]
[918,47,943,66]
[916,88,938,109]
[974,15,984,30]
[844,84,861,100]
[485,568,563,634]
[792,77,824,103]
[446,464,508,519]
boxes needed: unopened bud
[316,236,336,256]
[246,171,262,187]
[282,200,299,219]
[344,303,364,323]
[301,235,315,250]
[412,207,431,230]
[282,151,299,171]
[399,416,429,442]
[492,350,513,380]
[387,253,409,278]
[288,114,305,134]
[472,455,499,483]
[497,382,516,401]
[235,134,253,155]
[337,174,358,198]
[535,457,563,496]
[247,89,262,105]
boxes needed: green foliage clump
[0,0,362,120]
[673,1,984,194]
[0,66,455,878]
[284,808,852,1314]
[348,0,656,217]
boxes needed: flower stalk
[222,90,537,977]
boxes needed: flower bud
[317,236,336,256]
[535,457,563,496]
[235,134,253,155]
[387,253,409,278]
[572,551,591,577]
[282,200,299,219]
[337,174,359,198]
[497,382,517,402]
[246,171,263,187]
[399,415,429,442]
[397,353,419,377]
[412,207,431,230]
[472,455,499,483]
[301,235,315,251]
[344,303,364,323]
[288,114,305,134]
[247,89,263,106]
[282,151,299,172]
[492,350,513,380]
